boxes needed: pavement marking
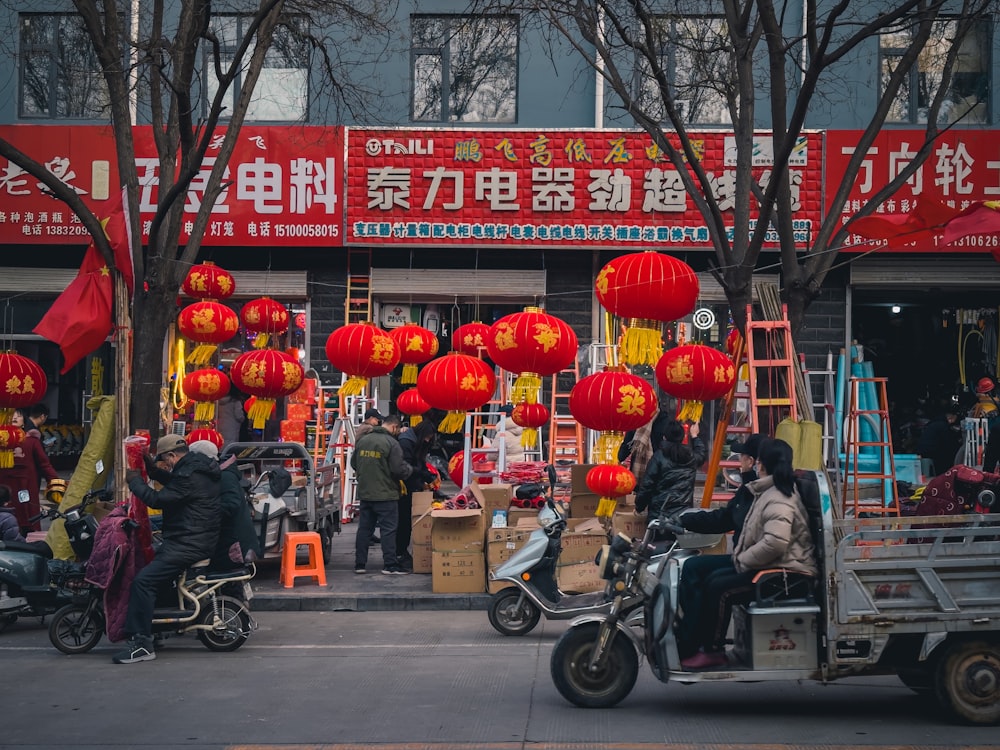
[227,746,1000,750]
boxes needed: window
[635,16,731,126]
[411,15,518,123]
[205,15,310,122]
[18,13,110,119]
[881,18,991,124]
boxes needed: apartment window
[19,13,110,118]
[411,15,518,123]
[205,15,310,122]
[636,16,731,126]
[881,18,991,124]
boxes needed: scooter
[0,489,110,631]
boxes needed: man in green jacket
[351,415,413,575]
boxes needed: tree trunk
[130,288,178,437]
[723,265,755,334]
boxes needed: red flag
[103,187,135,295]
[33,243,113,374]
[941,200,1000,252]
[850,198,960,250]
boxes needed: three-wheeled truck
[219,442,339,564]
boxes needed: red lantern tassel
[520,427,538,448]
[409,414,422,427]
[253,333,269,349]
[438,411,466,433]
[677,400,704,422]
[621,319,663,367]
[511,373,541,403]
[595,431,624,465]
[247,398,275,429]
[0,449,13,469]
[401,363,418,385]
[595,496,618,518]
[188,343,218,365]
[339,375,367,396]
[194,402,216,422]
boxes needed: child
[0,484,25,543]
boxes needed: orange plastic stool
[279,531,327,588]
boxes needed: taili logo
[365,137,434,157]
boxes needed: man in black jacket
[396,419,438,571]
[115,435,221,664]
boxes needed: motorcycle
[0,489,110,631]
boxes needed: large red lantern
[396,387,431,427]
[586,464,637,518]
[452,321,491,357]
[655,344,737,422]
[325,323,400,396]
[181,261,235,300]
[182,368,231,422]
[417,352,497,433]
[569,366,658,464]
[388,324,439,384]
[186,428,225,449]
[511,402,549,449]
[241,297,289,349]
[230,349,304,429]
[595,251,699,366]
[487,307,577,403]
[447,449,488,487]
[0,352,46,468]
[0,424,25,469]
[177,301,240,365]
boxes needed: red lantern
[177,301,240,365]
[325,323,400,396]
[595,251,699,366]
[452,321,491,357]
[181,262,235,300]
[569,366,658,463]
[396,387,431,427]
[511,402,549,449]
[0,424,25,469]
[241,297,289,349]
[487,307,577,403]
[447,450,488,487]
[0,352,48,415]
[655,344,737,422]
[182,368,231,422]
[416,352,497,433]
[186,428,225,449]
[388,324,439,385]
[586,464,637,518]
[230,349,304,429]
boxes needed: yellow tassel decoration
[595,497,618,518]
[187,344,218,365]
[512,373,541,404]
[253,333,269,349]
[194,402,216,422]
[677,401,704,422]
[520,427,538,448]
[620,319,663,367]
[0,408,12,423]
[248,398,275,429]
[410,414,422,427]
[0,450,13,469]
[438,411,466,433]
[339,375,367,396]
[595,431,624,465]
[401,363,418,385]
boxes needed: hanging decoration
[396,387,431,427]
[725,328,743,359]
[388,323,439,384]
[594,251,699,366]
[511,402,549,449]
[186,428,225,449]
[181,261,236,301]
[417,352,497,433]
[0,424,24,470]
[0,352,47,468]
[452,321,492,357]
[182,368,231,422]
[655,343,737,422]
[230,349,304,429]
[177,300,240,365]
[241,296,290,349]
[324,323,400,396]
[447,449,488,487]
[569,366,658,465]
[487,307,577,403]
[586,464,637,519]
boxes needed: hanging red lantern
[325,323,400,396]
[586,464,637,518]
[655,343,736,422]
[181,261,236,300]
[0,424,25,469]
[511,402,549,449]
[595,251,699,366]
[396,387,431,427]
[417,352,497,433]
[0,352,48,417]
[186,428,225,449]
[241,297,289,349]
[569,366,658,464]
[388,324,439,385]
[447,449,488,487]
[230,349,304,429]
[182,368,231,422]
[452,321,492,357]
[177,301,240,365]
[487,307,577,403]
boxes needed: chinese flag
[941,200,1000,261]
[850,198,960,250]
[104,187,135,296]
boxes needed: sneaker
[381,566,410,575]
[354,567,366,574]
[369,535,381,545]
[680,649,727,670]
[112,635,156,664]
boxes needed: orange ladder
[548,362,584,497]
[842,377,899,517]
[345,248,372,324]
[700,331,749,507]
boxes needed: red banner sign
[345,129,823,248]
[0,125,344,247]
[826,129,999,253]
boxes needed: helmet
[45,478,68,505]
[976,376,996,394]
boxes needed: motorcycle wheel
[48,603,104,655]
[550,622,639,708]
[0,613,18,633]
[197,595,251,652]
[487,588,541,636]
[318,517,334,566]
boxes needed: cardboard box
[571,463,596,493]
[569,492,600,518]
[286,403,312,421]
[411,491,437,546]
[611,509,648,540]
[507,507,541,527]
[432,551,486,593]
[430,508,485,551]
[560,518,608,564]
[486,527,534,567]
[556,560,605,593]
[411,543,433,574]
[472,483,513,515]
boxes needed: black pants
[396,493,413,561]
[355,500,398,569]
[697,568,757,653]
[675,554,735,657]
[123,550,191,638]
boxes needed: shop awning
[850,257,1000,288]
[370,268,547,303]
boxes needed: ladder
[345,248,372,324]
[548,362,584,499]
[842,376,899,517]
[700,331,750,507]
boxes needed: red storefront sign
[827,129,999,253]
[346,129,823,248]
[0,125,344,247]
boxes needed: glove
[125,469,142,484]
[420,469,436,484]
[142,452,156,469]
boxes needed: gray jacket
[351,427,412,502]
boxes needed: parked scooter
[0,489,110,631]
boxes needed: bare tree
[0,0,394,438]
[480,0,994,334]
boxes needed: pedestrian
[397,419,438,571]
[215,391,245,447]
[618,407,672,484]
[633,419,708,532]
[0,484,25,542]
[354,407,385,442]
[27,403,49,433]
[485,405,524,461]
[351,414,413,575]
[916,406,963,476]
[0,408,62,536]
[116,434,221,664]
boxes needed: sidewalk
[248,519,492,613]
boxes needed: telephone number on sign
[948,233,999,248]
[44,225,91,236]
[274,224,340,238]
